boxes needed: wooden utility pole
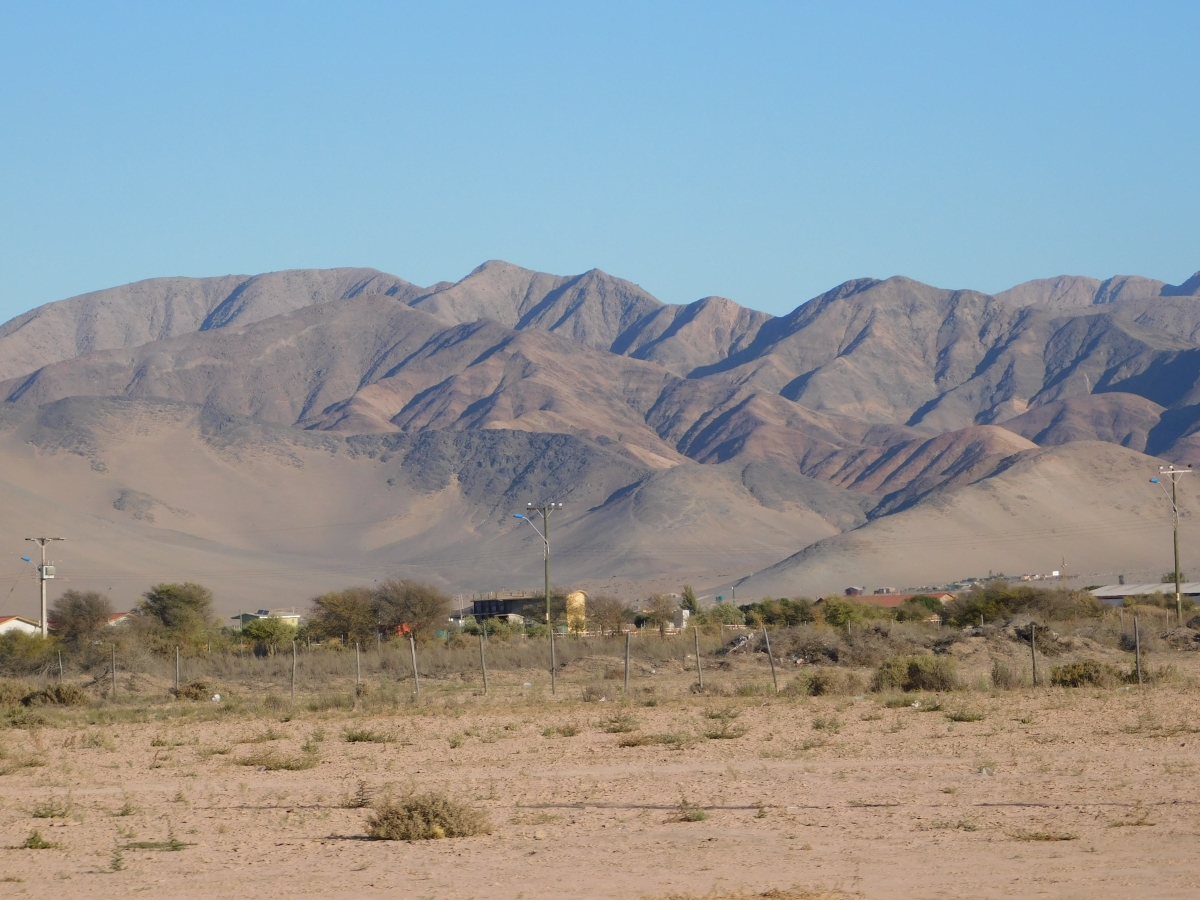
[694,626,703,691]
[550,627,557,696]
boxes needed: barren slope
[736,441,1177,597]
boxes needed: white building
[0,615,41,635]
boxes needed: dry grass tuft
[235,747,318,770]
[365,793,491,840]
[343,726,388,743]
[1009,829,1077,841]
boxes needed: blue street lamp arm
[513,514,548,551]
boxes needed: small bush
[872,655,958,692]
[4,707,47,729]
[175,679,213,701]
[704,720,748,740]
[343,726,387,743]
[23,684,89,707]
[31,795,72,818]
[600,714,638,733]
[580,684,606,702]
[236,748,318,770]
[946,708,985,722]
[1050,659,1123,688]
[0,679,34,706]
[990,660,1022,690]
[366,793,491,840]
[21,830,57,849]
[785,668,861,697]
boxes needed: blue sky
[1,2,1197,321]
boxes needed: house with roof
[0,615,41,635]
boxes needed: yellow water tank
[566,590,587,633]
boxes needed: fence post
[175,646,180,697]
[694,626,703,691]
[762,624,778,693]
[624,631,631,696]
[291,639,297,701]
[1134,615,1142,687]
[111,644,117,699]
[1030,623,1038,686]
[409,632,421,699]
[550,627,557,696]
[479,632,489,695]
[58,650,63,683]
[355,642,361,689]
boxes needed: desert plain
[1,632,1198,900]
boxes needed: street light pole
[24,537,64,638]
[514,503,563,624]
[1152,465,1192,626]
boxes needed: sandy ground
[2,656,1200,900]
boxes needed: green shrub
[236,748,318,770]
[21,830,57,849]
[0,678,34,706]
[872,654,958,692]
[23,684,89,707]
[784,668,861,697]
[343,726,387,743]
[990,660,1022,690]
[366,794,491,840]
[175,679,213,701]
[1050,659,1123,688]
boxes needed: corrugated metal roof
[1091,583,1200,599]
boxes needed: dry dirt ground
[2,654,1199,900]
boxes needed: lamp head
[1151,478,1160,483]
[514,514,524,519]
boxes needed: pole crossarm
[1151,465,1192,626]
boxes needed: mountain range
[1,260,1198,615]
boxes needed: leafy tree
[739,597,815,628]
[372,579,452,639]
[588,595,633,636]
[643,594,677,637]
[308,587,376,644]
[818,598,863,628]
[945,581,1104,626]
[138,582,219,651]
[240,617,295,656]
[680,585,698,614]
[907,594,944,613]
[50,590,112,650]
[694,602,744,626]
